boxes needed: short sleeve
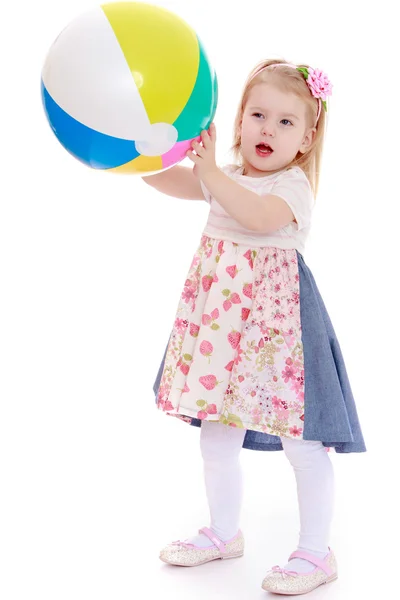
[200,164,238,204]
[271,168,314,231]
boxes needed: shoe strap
[288,550,333,577]
[199,527,226,553]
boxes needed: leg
[188,421,246,547]
[281,437,335,572]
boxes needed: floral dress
[155,165,318,441]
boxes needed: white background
[1,0,399,598]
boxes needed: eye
[252,112,264,119]
[281,119,293,126]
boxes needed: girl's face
[239,83,315,177]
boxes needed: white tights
[189,421,335,571]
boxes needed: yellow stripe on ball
[108,153,163,174]
[102,2,199,125]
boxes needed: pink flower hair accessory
[296,66,333,116]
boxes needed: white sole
[160,550,244,567]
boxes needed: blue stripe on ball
[41,82,140,169]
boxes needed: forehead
[245,83,306,116]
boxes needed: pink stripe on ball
[162,136,201,168]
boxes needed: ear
[299,128,316,154]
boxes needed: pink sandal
[261,548,338,595]
[159,527,244,567]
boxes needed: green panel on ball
[174,37,218,141]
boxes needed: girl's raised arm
[142,165,205,201]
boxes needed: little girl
[145,59,366,595]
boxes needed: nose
[261,120,275,137]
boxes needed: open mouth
[256,143,273,157]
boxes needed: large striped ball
[41,2,218,174]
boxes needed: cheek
[286,130,304,148]
[241,119,255,142]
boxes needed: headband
[250,62,333,123]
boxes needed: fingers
[191,139,205,156]
[201,123,215,145]
[186,141,202,162]
[187,123,216,160]
[208,122,216,142]
[200,130,209,147]
[200,123,216,147]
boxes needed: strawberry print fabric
[157,235,306,440]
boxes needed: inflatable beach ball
[41,2,218,174]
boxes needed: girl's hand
[186,123,218,179]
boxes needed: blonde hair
[232,59,328,197]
